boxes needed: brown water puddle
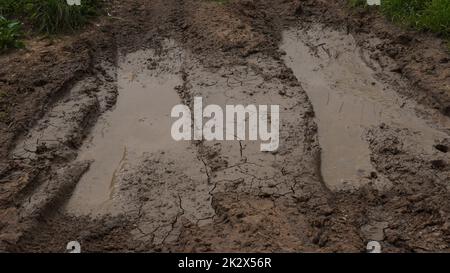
[281,25,450,190]
[65,41,199,215]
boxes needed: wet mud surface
[282,25,449,190]
[0,0,450,252]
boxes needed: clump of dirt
[180,0,302,65]
[184,1,266,57]
[365,125,450,251]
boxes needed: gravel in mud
[0,0,449,253]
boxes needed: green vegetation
[382,0,450,36]
[348,0,450,37]
[0,16,24,51]
[0,0,102,53]
[1,0,102,34]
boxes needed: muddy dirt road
[1,0,450,252]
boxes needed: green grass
[0,0,24,16]
[27,0,101,34]
[0,0,102,34]
[0,0,102,53]
[381,0,450,36]
[347,0,450,49]
[0,16,24,51]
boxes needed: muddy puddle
[65,41,203,216]
[281,25,450,190]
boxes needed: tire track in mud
[64,40,216,245]
[280,23,450,251]
[0,57,118,250]
[281,24,450,191]
[0,81,116,250]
